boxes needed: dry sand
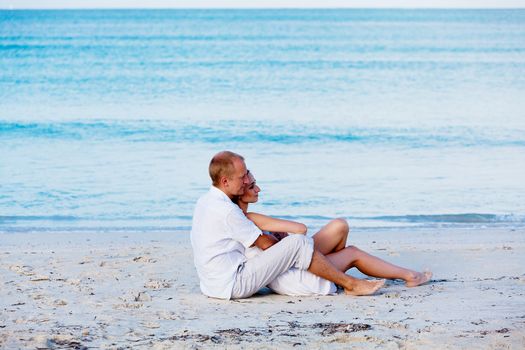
[1,227,524,349]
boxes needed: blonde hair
[209,151,244,186]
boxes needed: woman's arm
[246,212,307,234]
[251,233,279,250]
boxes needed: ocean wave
[0,215,192,233]
[0,215,192,223]
[1,120,524,148]
[359,213,525,224]
[0,213,525,228]
[281,213,525,224]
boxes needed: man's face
[228,158,250,196]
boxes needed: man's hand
[251,233,279,250]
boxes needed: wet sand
[1,227,524,349]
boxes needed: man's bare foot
[405,270,432,287]
[344,279,385,296]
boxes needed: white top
[190,186,262,299]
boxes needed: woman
[237,171,432,296]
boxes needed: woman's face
[240,172,260,204]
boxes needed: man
[190,151,384,299]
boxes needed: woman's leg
[327,246,432,287]
[312,218,349,255]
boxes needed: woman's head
[239,171,260,204]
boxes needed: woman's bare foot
[405,270,432,287]
[344,279,385,296]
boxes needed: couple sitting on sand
[190,151,431,299]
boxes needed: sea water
[1,9,525,233]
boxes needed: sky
[1,0,525,9]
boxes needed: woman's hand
[269,232,289,241]
[252,233,279,250]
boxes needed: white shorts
[244,237,337,297]
[268,267,337,296]
[231,234,314,299]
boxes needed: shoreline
[1,227,524,348]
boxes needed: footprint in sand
[133,256,157,263]
[46,334,84,349]
[113,302,143,310]
[53,299,68,306]
[30,275,50,282]
[383,292,401,299]
[144,279,171,289]
[117,291,152,304]
[79,257,93,265]
[31,292,47,301]
[156,311,180,320]
[71,278,83,284]
[9,264,35,276]
[134,291,152,302]
[142,322,161,329]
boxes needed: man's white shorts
[231,234,314,299]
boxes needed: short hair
[209,151,244,186]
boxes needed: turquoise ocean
[1,9,525,233]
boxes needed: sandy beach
[3,6,525,350]
[0,227,523,349]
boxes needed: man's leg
[231,234,314,299]
[231,235,384,299]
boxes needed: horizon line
[2,6,525,10]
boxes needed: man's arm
[251,233,279,250]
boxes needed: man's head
[209,151,250,198]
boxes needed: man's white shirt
[190,186,262,299]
